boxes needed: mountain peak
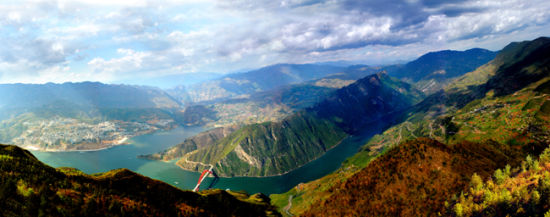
[386,48,497,85]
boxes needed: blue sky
[0,0,549,84]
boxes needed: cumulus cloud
[0,0,549,84]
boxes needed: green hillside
[139,126,240,161]
[183,112,347,177]
[347,37,550,165]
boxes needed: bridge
[193,164,219,192]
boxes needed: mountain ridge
[386,48,497,94]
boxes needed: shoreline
[26,142,129,153]
[25,136,132,153]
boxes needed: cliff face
[0,144,280,217]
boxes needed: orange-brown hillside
[302,138,527,217]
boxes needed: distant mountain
[174,48,494,128]
[114,72,222,89]
[386,48,497,94]
[0,144,279,216]
[177,65,378,128]
[166,85,191,106]
[170,64,346,104]
[313,60,370,67]
[0,82,181,110]
[174,72,423,177]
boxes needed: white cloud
[0,0,549,84]
[88,49,149,73]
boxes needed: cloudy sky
[0,0,549,84]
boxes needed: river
[31,125,379,195]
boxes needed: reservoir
[31,126,378,195]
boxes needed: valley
[30,124,381,195]
[1,1,549,216]
[1,37,548,216]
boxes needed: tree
[454,203,464,217]
[470,173,484,191]
[494,169,506,185]
[540,149,550,164]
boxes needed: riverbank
[23,138,130,152]
[21,133,135,152]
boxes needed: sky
[0,0,549,84]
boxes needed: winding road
[283,195,294,216]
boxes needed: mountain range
[2,36,549,216]
[171,64,347,104]
[147,47,494,177]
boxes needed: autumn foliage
[302,138,526,217]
